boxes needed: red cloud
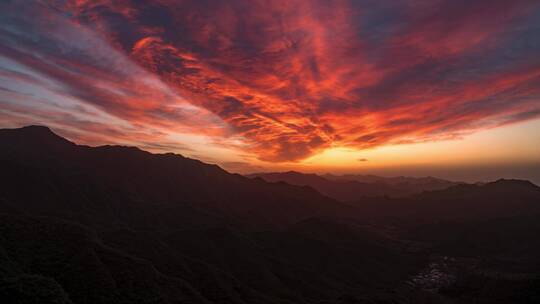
[2,0,540,162]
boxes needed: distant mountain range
[248,171,461,201]
[1,126,539,304]
[352,178,540,220]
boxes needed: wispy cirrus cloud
[1,0,540,164]
[0,1,229,155]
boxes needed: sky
[1,0,539,183]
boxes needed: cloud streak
[1,0,540,163]
[0,1,228,153]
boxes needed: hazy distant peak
[486,178,540,189]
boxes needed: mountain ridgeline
[1,126,540,304]
[248,171,460,201]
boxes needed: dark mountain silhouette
[248,171,398,201]
[0,126,415,303]
[1,126,539,304]
[352,179,540,220]
[324,173,460,194]
[0,126,353,229]
[248,171,460,201]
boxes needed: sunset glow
[1,0,539,182]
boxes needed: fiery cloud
[1,0,540,163]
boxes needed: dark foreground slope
[353,181,540,303]
[1,126,539,304]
